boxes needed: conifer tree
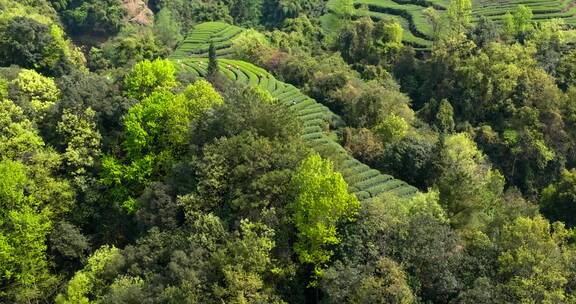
[207,42,219,77]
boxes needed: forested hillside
[3,0,576,303]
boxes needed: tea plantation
[172,56,419,202]
[323,0,576,49]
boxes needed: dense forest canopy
[3,0,576,303]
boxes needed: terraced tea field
[170,22,244,59]
[171,55,419,201]
[323,0,576,49]
[474,0,576,23]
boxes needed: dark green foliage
[435,99,455,133]
[321,257,415,303]
[87,216,285,303]
[540,169,576,227]
[191,86,302,147]
[337,17,403,66]
[207,42,219,77]
[135,182,183,232]
[470,17,500,48]
[154,8,183,49]
[390,215,464,302]
[184,131,308,223]
[49,221,90,262]
[51,71,133,147]
[379,134,438,188]
[0,17,78,76]
[51,0,126,34]
[95,27,169,69]
[0,17,52,69]
[229,0,263,27]
[261,0,326,27]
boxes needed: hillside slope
[170,23,419,202]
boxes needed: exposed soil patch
[562,0,576,14]
[122,0,154,26]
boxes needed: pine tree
[436,99,455,133]
[207,42,219,77]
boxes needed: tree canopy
[3,1,576,303]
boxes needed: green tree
[322,257,416,304]
[435,99,455,133]
[337,17,376,64]
[123,59,177,100]
[55,245,121,304]
[436,133,505,229]
[502,5,533,40]
[342,127,384,165]
[190,85,301,146]
[57,108,102,175]
[123,79,223,158]
[332,0,354,19]
[0,205,54,302]
[0,17,85,76]
[349,258,415,304]
[540,169,576,227]
[497,216,576,303]
[11,69,60,122]
[502,11,515,39]
[98,27,168,69]
[214,219,283,304]
[0,99,44,159]
[49,221,90,262]
[378,19,403,45]
[229,0,264,27]
[557,49,576,90]
[423,7,442,41]
[154,8,182,49]
[513,5,533,37]
[337,79,414,129]
[373,114,409,144]
[335,192,447,264]
[0,159,64,303]
[446,0,472,32]
[55,0,126,34]
[290,154,360,282]
[102,80,223,211]
[207,42,219,77]
[393,214,465,302]
[471,16,500,47]
[183,131,307,223]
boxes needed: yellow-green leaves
[290,154,360,283]
[498,216,575,303]
[437,133,505,229]
[435,99,455,133]
[56,245,121,304]
[380,20,403,45]
[0,99,44,159]
[11,69,60,121]
[0,159,26,215]
[123,79,223,159]
[57,108,102,176]
[123,59,177,100]
[373,114,408,145]
[447,0,472,32]
[103,77,223,212]
[182,79,225,116]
